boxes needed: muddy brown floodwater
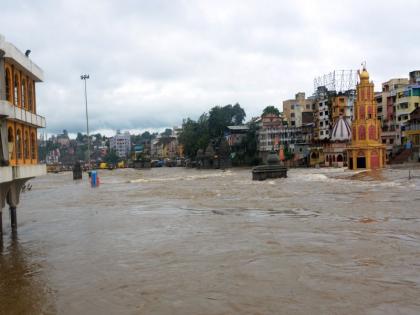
[1,167,420,314]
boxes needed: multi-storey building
[0,34,46,233]
[110,131,131,158]
[396,85,420,130]
[283,92,314,127]
[375,78,408,158]
[409,70,420,85]
[405,108,420,144]
[257,113,283,162]
[257,112,313,163]
[375,74,420,159]
[331,91,354,124]
[313,87,331,141]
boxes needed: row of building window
[4,67,36,112]
[7,127,37,160]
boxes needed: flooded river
[1,167,420,314]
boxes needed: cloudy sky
[1,0,419,135]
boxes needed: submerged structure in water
[252,150,287,180]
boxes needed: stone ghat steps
[389,149,413,164]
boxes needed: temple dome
[360,68,369,80]
[331,116,352,141]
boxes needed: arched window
[28,81,33,112]
[16,129,22,160]
[14,74,19,106]
[368,125,376,140]
[31,132,36,159]
[24,130,29,159]
[8,127,14,160]
[337,155,343,162]
[358,125,366,140]
[21,78,27,109]
[5,69,12,102]
[359,106,365,120]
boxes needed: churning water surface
[1,167,420,314]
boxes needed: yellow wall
[6,122,38,166]
[348,69,386,170]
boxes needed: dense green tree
[208,103,246,138]
[262,105,280,117]
[178,114,210,158]
[131,131,155,145]
[141,131,152,140]
[162,128,173,137]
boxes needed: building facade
[110,131,131,158]
[257,113,313,163]
[375,78,408,158]
[0,34,46,233]
[348,67,385,169]
[313,87,331,141]
[283,92,314,127]
[331,91,354,124]
[404,107,420,162]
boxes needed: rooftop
[0,34,43,81]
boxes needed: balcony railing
[0,100,46,128]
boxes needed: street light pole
[80,74,90,168]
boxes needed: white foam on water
[128,170,233,184]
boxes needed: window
[28,81,33,111]
[291,105,294,110]
[320,122,323,127]
[368,125,376,140]
[16,129,22,159]
[8,127,14,159]
[382,139,386,144]
[390,139,394,144]
[358,125,366,140]
[14,74,19,106]
[31,132,36,160]
[24,130,29,159]
[5,69,12,102]
[21,78,26,109]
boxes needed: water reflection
[0,231,55,315]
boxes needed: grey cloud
[1,0,419,134]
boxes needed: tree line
[178,103,279,165]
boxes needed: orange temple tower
[348,66,386,169]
